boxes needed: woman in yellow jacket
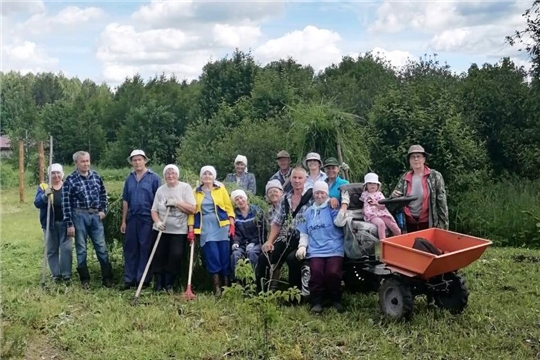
[188,166,235,296]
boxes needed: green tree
[459,58,534,177]
[315,53,398,122]
[199,50,259,120]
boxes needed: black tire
[433,273,469,314]
[378,277,414,320]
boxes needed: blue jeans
[231,243,261,275]
[73,210,109,269]
[43,221,73,279]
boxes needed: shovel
[182,241,197,301]
[131,207,170,306]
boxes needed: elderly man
[256,166,314,294]
[63,151,112,289]
[269,150,293,193]
[120,150,161,290]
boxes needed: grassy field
[1,182,540,359]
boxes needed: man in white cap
[120,150,161,290]
[224,154,257,194]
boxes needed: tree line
[1,3,539,197]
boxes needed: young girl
[361,172,401,240]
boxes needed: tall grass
[453,178,540,248]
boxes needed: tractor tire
[433,273,469,314]
[378,277,414,320]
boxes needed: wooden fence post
[38,141,44,184]
[19,140,25,203]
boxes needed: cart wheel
[433,273,469,314]
[378,277,414,320]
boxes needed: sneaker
[332,302,345,313]
[310,304,323,314]
[81,281,90,290]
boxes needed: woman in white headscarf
[34,164,73,282]
[149,164,196,292]
[188,166,236,296]
[224,154,257,194]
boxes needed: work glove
[232,243,239,251]
[187,231,195,244]
[341,162,350,171]
[44,187,53,196]
[165,199,177,208]
[296,246,307,260]
[155,221,166,231]
[228,223,235,238]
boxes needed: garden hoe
[41,136,53,290]
[131,207,170,306]
[182,241,197,301]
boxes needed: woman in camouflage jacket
[391,145,449,232]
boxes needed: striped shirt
[62,170,108,227]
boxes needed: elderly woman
[188,166,236,297]
[230,189,266,276]
[391,145,449,232]
[304,152,327,191]
[296,181,347,313]
[265,179,283,218]
[323,157,350,209]
[224,154,257,194]
[34,164,72,282]
[150,164,196,292]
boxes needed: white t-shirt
[151,182,196,234]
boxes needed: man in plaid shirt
[255,166,314,294]
[63,151,112,289]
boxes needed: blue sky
[1,0,533,87]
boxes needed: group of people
[35,145,448,314]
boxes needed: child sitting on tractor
[360,173,401,240]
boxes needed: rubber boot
[101,263,113,288]
[223,276,231,288]
[310,295,324,314]
[77,266,90,289]
[212,274,222,297]
[164,273,176,293]
[154,273,164,292]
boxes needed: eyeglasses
[410,155,424,160]
[267,190,281,196]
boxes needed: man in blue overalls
[120,150,161,289]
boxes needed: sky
[1,0,534,88]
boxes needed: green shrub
[453,178,540,248]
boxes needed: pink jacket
[361,190,394,222]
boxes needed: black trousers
[255,234,302,293]
[149,231,187,275]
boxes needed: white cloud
[1,0,45,16]
[212,24,261,48]
[371,47,413,69]
[96,23,199,64]
[254,26,342,71]
[20,6,104,34]
[132,0,283,29]
[2,40,59,73]
[429,7,527,56]
[370,1,462,34]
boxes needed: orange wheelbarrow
[345,228,492,320]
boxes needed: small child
[360,172,401,240]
